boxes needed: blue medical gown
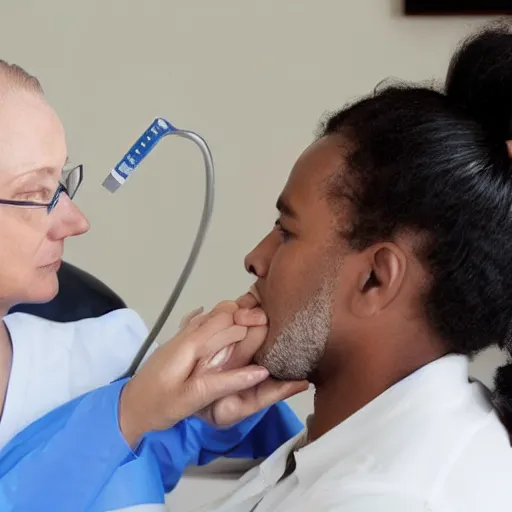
[0,378,303,511]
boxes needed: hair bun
[445,21,512,144]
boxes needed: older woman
[0,61,306,511]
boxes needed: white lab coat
[200,355,512,511]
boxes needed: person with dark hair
[202,22,512,511]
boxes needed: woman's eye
[17,188,52,202]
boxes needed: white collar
[290,355,474,487]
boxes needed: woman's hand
[118,308,270,447]
[192,297,309,427]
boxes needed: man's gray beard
[254,280,333,380]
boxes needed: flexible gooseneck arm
[103,119,215,378]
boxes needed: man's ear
[506,140,512,158]
[351,243,407,317]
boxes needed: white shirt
[202,355,512,511]
[0,309,150,449]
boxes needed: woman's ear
[351,243,407,318]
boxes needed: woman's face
[0,89,89,311]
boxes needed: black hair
[319,22,512,429]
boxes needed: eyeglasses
[0,164,83,214]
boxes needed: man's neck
[308,344,447,443]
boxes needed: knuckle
[233,309,251,324]
[185,378,210,406]
[188,312,208,329]
[194,311,234,339]
[179,307,204,329]
[211,311,235,328]
[213,300,238,314]
[179,314,207,335]
[234,307,267,327]
[225,325,249,341]
[207,326,248,354]
[213,397,240,425]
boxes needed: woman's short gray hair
[0,60,42,93]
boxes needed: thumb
[256,379,310,406]
[211,378,309,426]
[243,378,309,413]
[189,365,270,410]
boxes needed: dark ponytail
[445,22,512,432]
[320,21,512,431]
[494,362,512,433]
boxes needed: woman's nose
[48,195,90,240]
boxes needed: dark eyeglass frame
[0,164,83,213]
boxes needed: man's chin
[253,340,300,381]
[253,332,321,381]
[252,341,274,368]
[252,340,285,377]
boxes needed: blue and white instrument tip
[103,118,177,193]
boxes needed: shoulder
[434,408,512,509]
[5,309,149,394]
[0,310,149,449]
[5,308,148,348]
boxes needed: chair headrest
[9,261,126,322]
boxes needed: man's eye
[274,219,293,243]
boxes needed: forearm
[195,401,303,463]
[146,401,303,493]
[0,379,133,512]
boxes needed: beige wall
[0,0,497,335]
[0,1,506,509]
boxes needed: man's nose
[48,194,90,240]
[244,231,279,278]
